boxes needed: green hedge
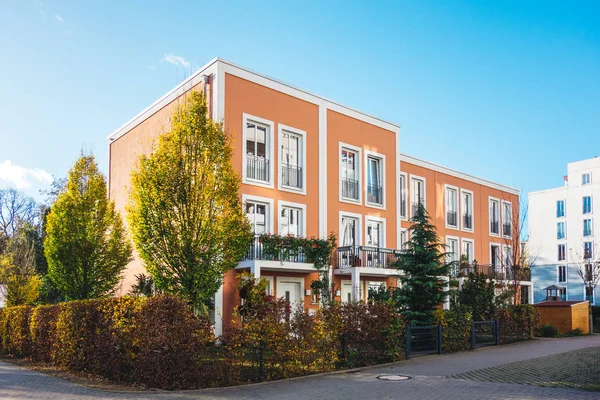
[495,304,539,343]
[433,307,472,353]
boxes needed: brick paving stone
[0,335,599,400]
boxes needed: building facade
[108,58,523,334]
[529,158,600,305]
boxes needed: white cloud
[162,54,190,68]
[0,160,53,190]
[54,14,64,23]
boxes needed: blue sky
[0,1,598,220]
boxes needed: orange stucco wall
[399,161,519,265]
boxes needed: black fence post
[258,340,265,382]
[340,334,347,366]
[406,327,412,360]
[436,324,442,354]
[494,319,500,346]
[471,322,476,350]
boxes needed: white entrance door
[340,280,353,303]
[277,280,302,306]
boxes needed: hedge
[0,296,539,390]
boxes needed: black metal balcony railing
[452,263,532,281]
[447,211,457,227]
[490,221,499,234]
[367,184,383,205]
[243,237,306,263]
[246,155,269,182]
[503,223,512,237]
[281,163,302,189]
[463,214,473,230]
[342,178,359,200]
[336,246,401,269]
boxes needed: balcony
[281,163,302,189]
[244,236,307,263]
[336,246,401,269]
[246,155,269,182]
[503,223,512,237]
[490,220,499,235]
[463,214,473,230]
[452,262,531,281]
[446,211,457,227]
[342,178,359,200]
[367,184,383,205]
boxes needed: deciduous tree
[44,154,132,300]
[128,91,252,314]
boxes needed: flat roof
[107,57,400,142]
[399,153,519,195]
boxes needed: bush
[29,305,60,362]
[563,328,584,337]
[538,324,560,338]
[496,305,539,343]
[0,306,32,357]
[434,307,472,353]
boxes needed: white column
[214,283,223,336]
[250,262,261,279]
[351,267,361,301]
[442,276,450,310]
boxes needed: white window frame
[583,196,593,215]
[400,228,410,249]
[582,172,592,186]
[339,211,363,247]
[242,194,274,234]
[277,200,307,237]
[489,196,500,237]
[242,113,275,189]
[399,172,408,221]
[444,184,459,230]
[501,200,513,239]
[364,150,386,210]
[489,243,502,269]
[584,241,594,259]
[557,199,566,218]
[502,244,513,268]
[275,276,305,304]
[461,238,475,263]
[339,142,362,205]
[557,265,568,284]
[557,243,567,262]
[263,276,275,296]
[446,236,460,264]
[410,175,427,218]
[277,124,307,195]
[461,189,474,233]
[365,215,386,248]
[584,218,594,238]
[557,221,566,240]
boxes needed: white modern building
[529,157,600,305]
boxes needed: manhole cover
[377,375,412,381]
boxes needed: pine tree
[45,154,132,300]
[395,203,452,326]
[128,91,252,315]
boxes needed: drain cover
[377,375,412,381]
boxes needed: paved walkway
[0,336,599,400]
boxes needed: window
[489,198,500,235]
[582,173,591,185]
[340,215,360,247]
[556,200,565,218]
[280,205,303,237]
[366,155,383,206]
[462,239,474,263]
[557,222,566,240]
[246,201,268,234]
[583,196,592,214]
[462,190,474,231]
[584,219,593,237]
[558,244,566,261]
[558,265,567,283]
[445,186,458,228]
[411,177,426,216]
[340,146,360,201]
[491,244,501,268]
[400,229,410,249]
[399,174,407,219]
[584,241,593,259]
[446,237,459,263]
[503,245,513,268]
[502,201,512,237]
[365,217,385,267]
[243,115,273,185]
[339,213,361,267]
[279,126,305,192]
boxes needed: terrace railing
[336,246,401,269]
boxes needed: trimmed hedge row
[495,304,539,343]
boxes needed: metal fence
[406,325,441,359]
[471,320,499,349]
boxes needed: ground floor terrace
[2,335,598,399]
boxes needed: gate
[406,324,441,359]
[471,320,499,349]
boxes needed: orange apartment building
[107,58,526,334]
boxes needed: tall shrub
[29,305,60,362]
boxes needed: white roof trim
[399,153,519,195]
[107,57,400,142]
